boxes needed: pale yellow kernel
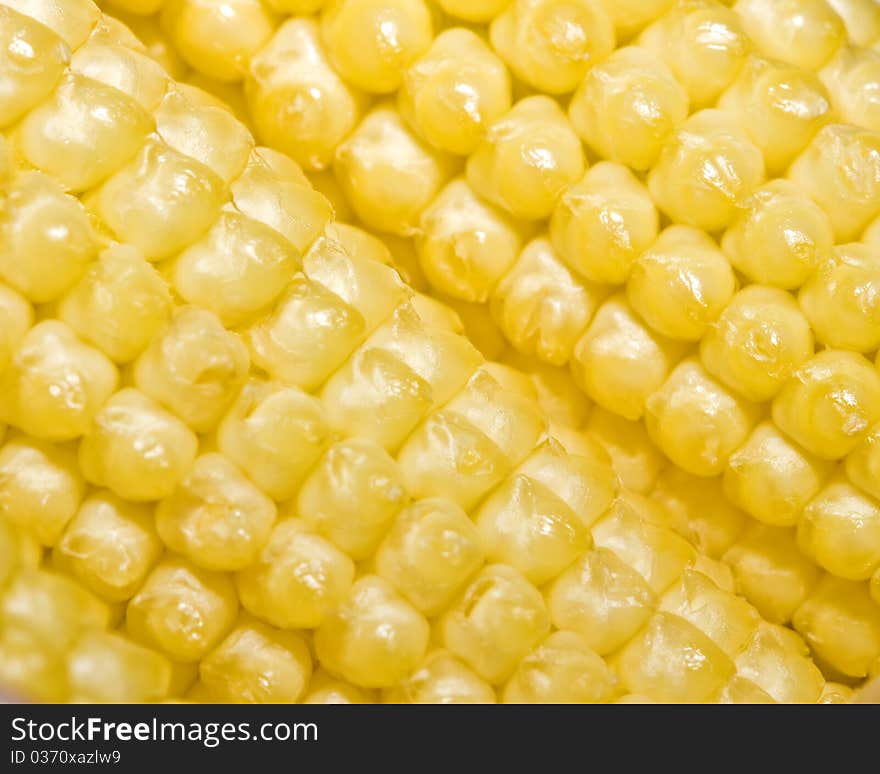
[648,110,765,233]
[0,627,67,703]
[91,137,229,262]
[0,171,98,303]
[55,492,161,603]
[246,18,365,171]
[156,453,277,573]
[200,621,311,703]
[788,124,880,242]
[628,226,736,342]
[638,0,750,106]
[442,564,550,685]
[549,162,659,285]
[58,246,172,364]
[721,179,834,290]
[384,650,496,704]
[506,353,591,429]
[597,0,673,38]
[798,477,880,581]
[646,358,759,477]
[569,46,688,171]
[718,55,832,174]
[0,284,30,378]
[3,0,98,51]
[827,0,880,46]
[587,408,665,494]
[490,0,615,94]
[416,177,526,303]
[237,519,354,629]
[0,5,70,128]
[734,0,845,71]
[303,670,372,704]
[315,575,429,688]
[298,438,407,560]
[503,631,616,704]
[490,237,604,367]
[772,349,880,460]
[107,9,188,80]
[321,0,433,93]
[134,308,250,434]
[818,682,854,704]
[572,294,685,421]
[846,422,880,501]
[616,612,734,703]
[701,285,813,402]
[799,243,880,353]
[650,469,747,559]
[68,631,171,703]
[126,556,238,663]
[820,46,880,133]
[713,676,776,704]
[375,498,483,616]
[724,422,832,527]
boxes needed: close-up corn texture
[3,0,880,704]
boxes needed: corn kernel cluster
[2,0,880,703]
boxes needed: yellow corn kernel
[799,244,880,353]
[334,105,452,235]
[321,0,433,94]
[237,519,354,629]
[569,47,687,172]
[134,308,249,434]
[107,9,187,80]
[503,631,616,704]
[155,83,254,183]
[199,620,311,703]
[442,564,550,684]
[725,422,831,528]
[646,358,759,477]
[794,575,880,678]
[547,548,656,656]
[231,147,333,254]
[701,286,813,403]
[58,246,172,364]
[0,518,41,590]
[397,370,546,511]
[171,211,300,327]
[0,436,84,547]
[629,227,736,342]
[384,650,496,704]
[0,171,98,303]
[298,439,407,560]
[638,0,750,107]
[0,627,67,703]
[55,492,161,603]
[597,0,674,38]
[398,28,510,156]
[3,0,97,52]
[126,556,238,663]
[616,612,734,703]
[67,631,170,704]
[549,162,659,286]
[246,18,364,171]
[433,0,509,22]
[374,498,483,616]
[713,675,776,704]
[416,178,525,303]
[91,137,229,262]
[0,5,70,128]
[718,56,832,174]
[315,575,429,688]
[721,180,834,290]
[648,110,765,233]
[650,469,747,559]
[788,124,880,242]
[587,408,665,495]
[467,96,585,221]
[818,682,854,704]
[798,477,880,581]
[17,72,153,192]
[303,670,372,704]
[820,46,880,133]
[572,294,685,421]
[490,0,615,94]
[160,0,276,82]
[490,237,604,367]
[828,0,880,45]
[0,321,118,442]
[772,349,880,460]
[156,453,277,572]
[734,0,845,71]
[217,381,330,502]
[846,423,880,501]
[509,354,592,430]
[723,525,821,624]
